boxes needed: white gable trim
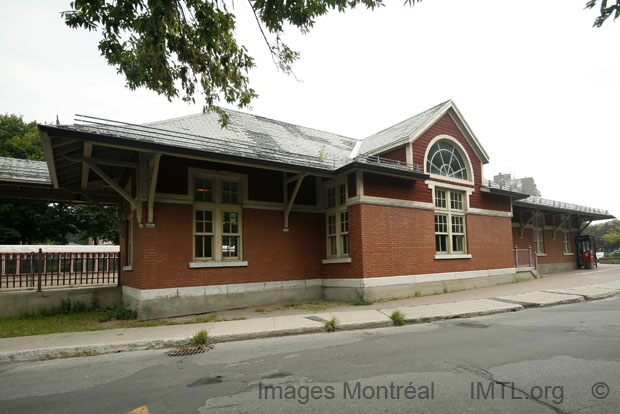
[365,101,490,165]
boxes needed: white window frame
[192,171,245,262]
[532,213,545,255]
[561,219,572,254]
[325,179,349,259]
[423,135,475,185]
[434,188,468,257]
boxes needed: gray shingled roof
[514,196,613,219]
[147,110,358,167]
[59,108,359,172]
[359,100,450,155]
[0,156,51,185]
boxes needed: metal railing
[355,155,424,174]
[482,179,525,193]
[0,249,120,291]
[514,245,537,270]
[516,196,610,216]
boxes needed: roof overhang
[513,197,614,221]
[38,124,338,178]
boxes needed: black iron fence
[0,249,120,291]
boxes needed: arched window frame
[423,135,475,185]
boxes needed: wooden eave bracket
[552,214,572,240]
[519,209,539,239]
[147,153,162,226]
[579,219,593,235]
[283,173,308,231]
[65,155,138,212]
[77,190,120,227]
[80,143,93,190]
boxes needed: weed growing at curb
[323,317,338,332]
[351,296,374,306]
[390,310,405,326]
[190,329,212,346]
[104,303,137,321]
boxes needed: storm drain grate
[166,346,207,357]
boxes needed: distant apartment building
[493,173,541,197]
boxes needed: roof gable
[359,100,490,164]
[359,100,449,155]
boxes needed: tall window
[562,219,572,254]
[193,174,243,261]
[326,181,349,258]
[532,213,545,254]
[427,141,468,180]
[434,188,467,254]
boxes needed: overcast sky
[1,1,618,218]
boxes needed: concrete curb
[494,292,585,308]
[544,288,620,301]
[1,284,618,363]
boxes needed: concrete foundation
[124,285,323,320]
[0,286,121,318]
[324,273,518,302]
[538,262,577,274]
[123,269,525,319]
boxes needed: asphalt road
[1,297,619,414]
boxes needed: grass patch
[283,300,340,312]
[323,317,338,333]
[0,311,111,338]
[189,329,212,346]
[0,306,247,339]
[351,296,374,306]
[390,310,405,326]
[414,291,422,298]
[515,277,528,283]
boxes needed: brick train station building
[0,100,613,319]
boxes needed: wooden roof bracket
[147,153,162,227]
[579,218,593,235]
[283,173,308,231]
[77,190,120,227]
[552,214,572,240]
[80,143,93,190]
[65,155,138,213]
[519,209,539,239]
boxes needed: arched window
[426,141,468,180]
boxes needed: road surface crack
[441,361,568,414]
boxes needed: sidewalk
[1,265,619,362]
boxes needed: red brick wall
[123,203,324,289]
[363,172,432,203]
[322,204,364,279]
[511,226,576,265]
[357,204,514,278]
